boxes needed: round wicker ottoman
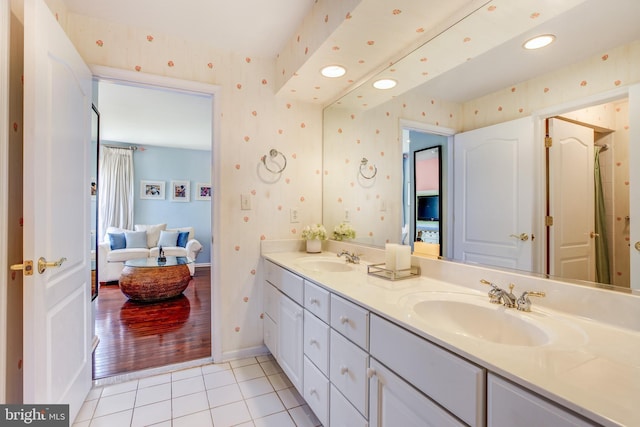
[119,256,193,302]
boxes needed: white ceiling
[97,81,212,151]
[62,0,316,58]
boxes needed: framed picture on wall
[195,183,212,201]
[140,180,165,200]
[171,180,190,202]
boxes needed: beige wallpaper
[44,2,323,356]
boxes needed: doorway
[90,67,220,378]
[546,99,629,286]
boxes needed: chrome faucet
[516,290,546,312]
[480,279,517,308]
[481,279,545,311]
[337,250,360,264]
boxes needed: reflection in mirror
[322,0,639,291]
[91,104,99,301]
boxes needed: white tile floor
[73,355,321,427]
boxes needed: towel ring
[261,149,287,174]
[359,157,377,179]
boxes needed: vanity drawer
[304,309,330,375]
[304,281,330,323]
[330,329,369,418]
[487,374,596,427]
[263,282,280,322]
[370,314,485,427]
[330,385,368,427]
[264,260,303,305]
[303,356,330,427]
[331,294,369,350]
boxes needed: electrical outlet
[240,193,251,210]
[290,208,300,223]
[344,209,350,222]
[380,200,386,212]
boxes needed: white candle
[385,243,397,270]
[396,245,411,271]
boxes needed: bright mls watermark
[0,405,68,426]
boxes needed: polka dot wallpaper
[46,3,323,355]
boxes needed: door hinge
[545,216,554,226]
[545,137,552,148]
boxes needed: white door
[22,0,92,420]
[453,117,535,271]
[629,85,640,290]
[548,118,595,281]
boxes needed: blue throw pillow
[177,231,189,248]
[125,231,147,248]
[108,233,126,250]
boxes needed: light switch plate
[290,208,300,223]
[240,193,251,210]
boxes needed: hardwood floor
[93,266,211,379]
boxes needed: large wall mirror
[322,0,640,291]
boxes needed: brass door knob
[590,232,600,238]
[635,242,640,251]
[509,233,529,241]
[37,257,67,274]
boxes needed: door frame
[90,65,223,361]
[532,86,631,282]
[0,0,10,403]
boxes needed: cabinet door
[278,294,304,393]
[264,314,278,357]
[369,359,464,427]
[487,374,596,427]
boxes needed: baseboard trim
[220,345,270,363]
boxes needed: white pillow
[157,230,179,248]
[166,226,195,242]
[134,223,167,248]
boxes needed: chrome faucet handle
[480,279,502,304]
[516,290,546,312]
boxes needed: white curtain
[98,146,134,242]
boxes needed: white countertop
[263,249,640,427]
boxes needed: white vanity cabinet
[264,260,304,394]
[279,293,304,393]
[487,374,597,427]
[303,281,331,426]
[370,314,486,427]
[369,359,465,427]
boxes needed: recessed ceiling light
[373,79,397,90]
[321,65,346,78]
[523,34,556,50]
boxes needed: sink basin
[296,257,353,273]
[401,292,551,346]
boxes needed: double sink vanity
[261,240,640,427]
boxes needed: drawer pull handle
[309,339,317,346]
[309,388,317,395]
[340,316,349,324]
[340,366,349,375]
[309,297,318,305]
[366,368,376,378]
